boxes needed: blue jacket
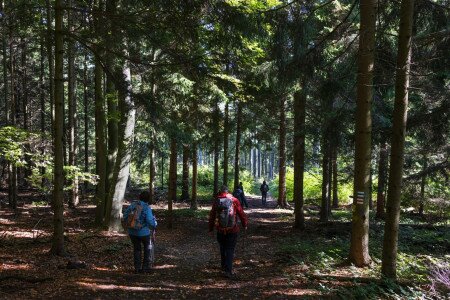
[123,200,157,236]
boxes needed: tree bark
[181,144,190,200]
[83,54,89,193]
[21,42,28,131]
[293,87,306,229]
[2,0,7,124]
[252,147,257,177]
[381,0,415,279]
[105,62,135,232]
[376,140,388,219]
[94,57,107,225]
[68,0,79,208]
[45,0,54,136]
[223,102,229,186]
[149,137,156,204]
[332,146,339,208]
[167,137,177,229]
[257,144,261,178]
[7,17,16,209]
[50,0,66,256]
[233,101,242,190]
[349,0,377,267]
[213,101,219,196]
[320,142,330,221]
[105,0,118,196]
[191,143,198,210]
[278,97,287,208]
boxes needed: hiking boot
[224,271,238,280]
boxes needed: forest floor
[0,190,448,299]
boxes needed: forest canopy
[0,0,449,298]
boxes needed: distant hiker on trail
[260,180,269,206]
[233,181,249,208]
[123,191,157,273]
[209,185,248,279]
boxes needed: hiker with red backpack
[208,185,248,279]
[123,191,157,273]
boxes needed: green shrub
[269,167,354,205]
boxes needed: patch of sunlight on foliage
[331,210,352,222]
[226,0,281,12]
[278,236,348,270]
[31,200,49,207]
[271,168,353,204]
[172,208,210,219]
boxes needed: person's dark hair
[263,180,266,184]
[139,190,150,203]
[220,185,228,193]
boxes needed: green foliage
[0,126,98,194]
[171,208,210,219]
[270,167,353,204]
[0,126,37,165]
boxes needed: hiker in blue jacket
[123,191,157,273]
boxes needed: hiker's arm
[146,207,157,229]
[208,203,216,232]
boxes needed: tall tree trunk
[191,143,198,210]
[382,0,415,278]
[68,0,79,208]
[106,78,118,194]
[233,101,242,190]
[181,144,190,200]
[332,147,339,208]
[8,27,17,209]
[381,0,415,278]
[105,62,135,232]
[320,142,330,221]
[278,97,287,208]
[327,151,333,215]
[160,155,164,188]
[50,0,66,256]
[418,154,426,216]
[349,0,377,267]
[21,42,28,131]
[105,0,118,195]
[94,58,106,224]
[2,0,7,124]
[257,144,261,178]
[39,38,45,137]
[83,55,89,192]
[252,147,257,177]
[167,137,177,229]
[45,0,54,137]
[293,87,306,229]
[149,138,156,204]
[270,148,274,180]
[376,140,388,219]
[223,102,229,186]
[213,101,219,196]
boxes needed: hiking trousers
[217,232,238,274]
[130,234,152,272]
[261,193,267,206]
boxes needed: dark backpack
[233,188,242,199]
[124,201,145,230]
[261,184,269,193]
[216,197,236,229]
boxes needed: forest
[0,0,449,298]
